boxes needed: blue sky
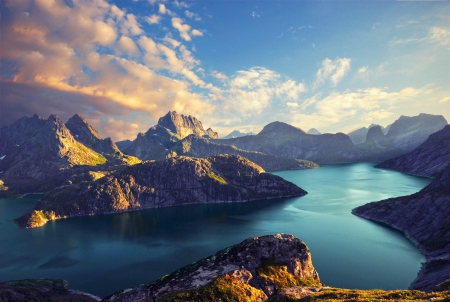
[1,0,449,140]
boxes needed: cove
[0,163,430,298]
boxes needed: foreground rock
[353,166,450,292]
[376,125,450,177]
[0,279,100,301]
[17,155,306,228]
[103,234,321,302]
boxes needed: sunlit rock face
[17,155,306,228]
[158,111,218,139]
[103,234,321,302]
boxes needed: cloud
[171,17,192,41]
[191,29,203,37]
[286,102,299,108]
[222,67,307,116]
[185,10,201,21]
[117,36,139,56]
[314,58,351,88]
[211,71,228,80]
[439,96,450,103]
[429,26,450,47]
[146,14,161,24]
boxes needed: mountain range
[221,129,254,139]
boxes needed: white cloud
[314,58,351,88]
[429,26,450,47]
[185,10,201,21]
[191,29,203,37]
[211,71,228,80]
[222,67,307,115]
[286,102,298,108]
[439,96,450,103]
[171,17,192,41]
[117,36,139,56]
[146,14,161,24]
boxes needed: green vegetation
[159,274,266,302]
[268,288,450,302]
[206,172,228,185]
[257,259,322,290]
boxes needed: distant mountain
[17,155,307,228]
[347,127,369,144]
[307,128,321,135]
[376,125,450,177]
[123,114,318,171]
[221,130,254,139]
[158,111,218,139]
[386,113,447,151]
[216,121,360,164]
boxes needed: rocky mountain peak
[307,128,321,135]
[157,111,214,139]
[66,114,102,141]
[365,125,384,142]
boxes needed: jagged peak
[66,113,102,140]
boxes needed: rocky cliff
[17,155,306,228]
[103,234,321,302]
[352,166,450,292]
[376,125,450,177]
[157,111,218,139]
[386,113,447,151]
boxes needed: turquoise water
[0,163,430,297]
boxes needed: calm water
[0,163,430,297]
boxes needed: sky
[1,0,449,141]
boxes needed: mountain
[353,165,450,292]
[17,155,307,228]
[169,135,318,171]
[386,113,447,151]
[221,130,254,139]
[307,128,321,135]
[216,121,360,164]
[157,111,218,139]
[103,234,321,301]
[115,139,132,151]
[376,125,450,177]
[65,114,120,156]
[347,127,368,144]
[0,114,106,186]
[123,114,318,171]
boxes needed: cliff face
[386,113,447,151]
[376,125,450,177]
[17,155,306,228]
[352,166,450,292]
[103,234,321,302]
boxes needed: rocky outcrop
[157,111,218,139]
[115,139,132,151]
[376,125,450,177]
[221,130,254,139]
[0,279,100,301]
[352,166,450,292]
[103,234,321,302]
[17,155,306,228]
[386,113,447,151]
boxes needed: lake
[0,163,431,297]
